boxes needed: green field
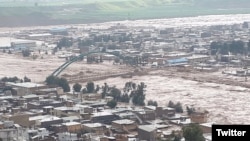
[1,0,250,27]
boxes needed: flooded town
[1,14,250,141]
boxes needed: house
[190,111,209,124]
[57,132,78,141]
[100,136,116,141]
[138,125,157,141]
[112,119,137,133]
[53,106,80,117]
[6,82,47,96]
[1,113,30,127]
[27,99,64,109]
[35,87,63,96]
[186,55,210,64]
[0,124,28,141]
[62,122,82,133]
[166,58,188,66]
[49,27,68,35]
[82,123,107,135]
[11,40,36,51]
[135,109,156,122]
[28,128,50,141]
[29,115,63,128]
[28,33,52,40]
[155,107,176,118]
[21,94,39,102]
[91,112,120,124]
[81,93,102,101]
[200,122,214,133]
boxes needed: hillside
[1,0,250,27]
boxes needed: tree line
[210,40,250,55]
[1,76,31,83]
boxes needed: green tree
[58,78,70,92]
[22,49,31,57]
[183,124,205,141]
[187,106,196,115]
[86,81,95,93]
[57,37,73,49]
[101,83,109,98]
[148,100,158,106]
[132,82,146,106]
[120,94,130,103]
[107,100,117,109]
[168,101,183,113]
[168,101,175,108]
[95,85,100,92]
[82,88,87,94]
[73,83,82,92]
[8,50,12,54]
[175,102,183,113]
[1,76,20,82]
[45,76,70,92]
[23,76,31,82]
[109,87,121,101]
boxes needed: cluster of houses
[2,21,250,75]
[2,20,250,140]
[0,81,212,141]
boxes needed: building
[166,58,188,66]
[1,113,30,127]
[91,112,120,124]
[62,122,82,133]
[28,33,52,40]
[82,123,107,135]
[200,122,214,133]
[186,55,210,64]
[190,111,209,124]
[7,82,46,96]
[138,125,157,141]
[135,110,156,121]
[53,106,80,117]
[11,40,36,50]
[27,99,64,109]
[57,132,78,141]
[50,27,68,35]
[29,115,63,128]
[155,107,176,118]
[112,119,137,133]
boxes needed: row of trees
[168,101,184,113]
[210,40,249,55]
[45,77,204,141]
[57,37,73,49]
[101,81,147,107]
[1,76,31,83]
[45,77,190,116]
[78,33,133,47]
[45,76,70,92]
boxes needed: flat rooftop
[112,119,135,125]
[83,123,103,128]
[7,82,45,88]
